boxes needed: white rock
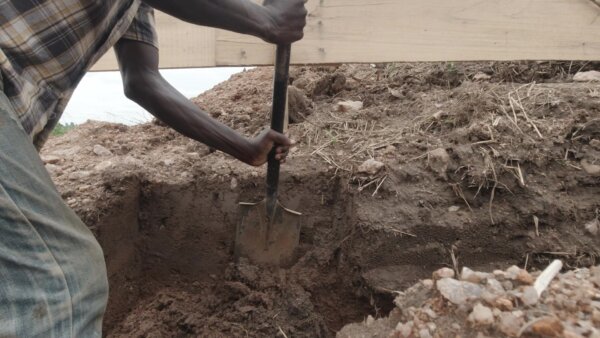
[94,160,114,171]
[573,70,600,82]
[461,267,489,284]
[335,100,363,112]
[473,72,492,81]
[468,303,494,326]
[395,321,413,337]
[92,144,112,156]
[448,205,460,212]
[432,267,455,280]
[230,177,239,190]
[365,315,375,326]
[436,277,484,305]
[357,159,384,175]
[505,266,522,280]
[581,160,600,176]
[68,171,91,181]
[41,154,62,164]
[584,218,600,236]
[45,163,61,176]
[418,328,432,338]
[519,286,539,306]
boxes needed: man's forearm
[125,71,254,163]
[143,0,271,40]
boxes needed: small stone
[585,219,600,236]
[432,267,455,280]
[495,297,514,311]
[592,309,600,324]
[365,315,375,326]
[335,100,363,112]
[516,270,534,285]
[505,266,522,280]
[486,278,505,295]
[531,317,563,337]
[41,154,61,164]
[437,278,484,305]
[161,158,175,166]
[427,148,450,179]
[461,267,486,284]
[418,328,432,338]
[448,205,460,212]
[92,144,112,156]
[230,177,238,190]
[468,303,494,326]
[519,286,539,306]
[473,72,492,81]
[573,70,600,82]
[422,279,434,289]
[501,280,514,291]
[395,321,413,337]
[357,159,384,176]
[94,160,113,171]
[493,270,507,280]
[497,312,523,337]
[68,171,91,181]
[581,160,600,176]
[45,163,61,176]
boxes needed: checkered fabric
[0,0,158,149]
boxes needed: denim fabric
[0,91,108,337]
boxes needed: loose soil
[41,61,600,337]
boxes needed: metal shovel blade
[235,199,301,266]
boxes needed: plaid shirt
[0,0,158,149]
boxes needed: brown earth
[41,61,600,337]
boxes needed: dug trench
[97,166,594,337]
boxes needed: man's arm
[115,40,291,166]
[142,0,307,44]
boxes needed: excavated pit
[96,171,557,337]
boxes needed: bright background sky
[61,67,245,125]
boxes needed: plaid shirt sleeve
[119,3,158,48]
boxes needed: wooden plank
[93,0,600,71]
[91,12,216,71]
[216,0,600,65]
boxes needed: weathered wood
[92,0,600,71]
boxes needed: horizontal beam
[92,0,600,71]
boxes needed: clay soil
[41,61,600,337]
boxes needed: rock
[365,315,375,326]
[495,297,514,311]
[519,286,539,306]
[448,205,460,212]
[418,328,432,338]
[436,277,484,305]
[592,309,600,324]
[45,163,61,176]
[427,148,450,179]
[516,270,534,285]
[563,330,584,338]
[357,159,384,175]
[460,267,489,284]
[486,278,505,295]
[468,303,494,326]
[573,70,600,82]
[497,312,523,337]
[68,171,91,181]
[92,144,112,156]
[473,72,491,81]
[230,177,238,190]
[585,218,600,236]
[41,154,61,164]
[335,100,363,112]
[530,317,563,337]
[432,267,455,280]
[422,279,434,289]
[94,160,114,171]
[501,280,514,291]
[505,266,521,280]
[288,85,312,123]
[581,160,600,176]
[395,321,413,337]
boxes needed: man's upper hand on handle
[260,0,308,44]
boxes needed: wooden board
[92,0,600,71]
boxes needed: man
[0,0,307,336]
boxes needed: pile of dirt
[338,263,600,338]
[41,61,600,337]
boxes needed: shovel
[234,44,302,267]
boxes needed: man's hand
[246,129,294,166]
[261,0,308,44]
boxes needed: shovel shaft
[266,44,291,211]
